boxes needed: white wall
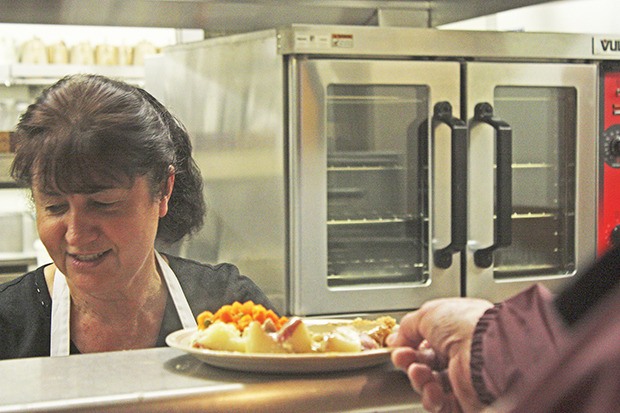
[440,0,620,33]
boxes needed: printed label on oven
[332,34,354,48]
[294,34,330,49]
[593,36,620,55]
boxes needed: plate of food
[166,301,398,373]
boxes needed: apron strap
[50,269,71,357]
[155,250,197,329]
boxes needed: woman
[0,74,274,360]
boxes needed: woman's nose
[64,210,98,245]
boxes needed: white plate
[165,320,394,374]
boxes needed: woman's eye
[93,200,119,208]
[45,204,67,214]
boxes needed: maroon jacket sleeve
[493,281,620,413]
[469,284,568,404]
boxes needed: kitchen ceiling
[0,0,559,32]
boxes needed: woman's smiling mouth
[68,250,110,262]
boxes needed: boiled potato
[324,326,362,352]
[192,321,246,352]
[279,318,313,353]
[244,321,286,353]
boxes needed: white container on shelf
[48,41,69,64]
[95,43,118,66]
[133,40,158,66]
[0,37,17,64]
[20,37,48,64]
[69,42,95,65]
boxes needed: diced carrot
[219,311,234,323]
[196,310,213,330]
[194,300,287,332]
[237,314,253,331]
[241,300,254,314]
[254,313,266,325]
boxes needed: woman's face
[33,175,171,296]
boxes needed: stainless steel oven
[148,26,620,316]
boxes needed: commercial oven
[146,25,620,316]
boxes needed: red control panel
[599,69,620,255]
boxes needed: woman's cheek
[36,215,63,250]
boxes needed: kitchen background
[0,0,617,285]
[0,24,203,283]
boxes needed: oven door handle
[433,101,468,269]
[472,102,513,268]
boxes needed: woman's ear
[159,167,175,218]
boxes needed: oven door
[290,58,462,315]
[465,62,597,302]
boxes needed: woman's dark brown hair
[10,74,205,244]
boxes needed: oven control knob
[610,225,620,247]
[603,125,620,166]
[610,137,620,157]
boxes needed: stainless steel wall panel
[153,32,288,313]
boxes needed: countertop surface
[0,347,422,412]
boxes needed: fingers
[391,298,494,354]
[391,346,417,371]
[388,310,425,347]
[418,340,444,369]
[392,342,461,413]
[436,369,452,393]
[407,364,457,413]
[391,341,442,372]
[421,380,449,413]
[389,299,493,413]
[407,362,434,394]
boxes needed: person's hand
[388,298,494,413]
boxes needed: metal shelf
[0,153,16,185]
[328,215,414,225]
[0,63,145,86]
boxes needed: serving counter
[0,347,422,412]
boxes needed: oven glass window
[493,86,576,278]
[325,84,429,287]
